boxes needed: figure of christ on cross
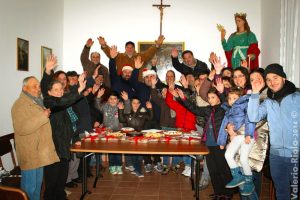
[153,0,171,35]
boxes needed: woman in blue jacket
[248,64,299,200]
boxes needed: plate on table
[126,132,143,137]
[141,129,163,133]
[121,127,135,133]
[164,131,182,137]
[144,132,163,138]
[106,131,124,137]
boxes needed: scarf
[23,91,44,108]
[267,80,296,103]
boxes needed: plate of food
[144,132,163,138]
[141,129,163,133]
[106,131,124,137]
[126,132,143,137]
[164,131,182,137]
[121,127,135,133]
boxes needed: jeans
[225,135,254,175]
[132,155,143,174]
[163,156,182,166]
[21,167,43,200]
[183,156,191,166]
[108,154,122,166]
[269,154,299,200]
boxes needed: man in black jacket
[171,48,210,77]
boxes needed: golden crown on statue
[234,12,247,18]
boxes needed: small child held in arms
[95,89,130,175]
[118,97,153,177]
[217,87,256,196]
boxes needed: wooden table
[71,140,209,200]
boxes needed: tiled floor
[66,163,271,200]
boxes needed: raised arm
[80,38,96,76]
[98,36,111,58]
[41,55,57,97]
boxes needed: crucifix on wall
[153,0,170,35]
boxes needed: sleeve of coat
[41,70,54,98]
[247,93,267,122]
[11,103,50,136]
[140,45,157,63]
[199,78,212,102]
[217,114,229,146]
[178,98,207,117]
[118,108,126,123]
[44,92,83,113]
[80,45,96,77]
[171,56,184,74]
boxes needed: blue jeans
[21,167,43,200]
[132,155,143,174]
[163,156,182,166]
[108,154,122,166]
[183,156,191,166]
[269,154,299,200]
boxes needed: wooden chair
[0,133,21,188]
[0,185,28,200]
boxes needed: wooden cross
[153,0,170,35]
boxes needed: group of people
[11,12,299,200]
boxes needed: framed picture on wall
[138,41,185,81]
[17,38,29,71]
[41,46,52,77]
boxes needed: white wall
[261,0,281,68]
[0,0,64,168]
[63,0,262,80]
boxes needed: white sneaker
[125,165,135,172]
[182,166,191,177]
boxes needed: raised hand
[215,77,224,93]
[179,74,188,88]
[86,38,94,48]
[83,88,92,96]
[97,36,106,47]
[146,101,152,109]
[92,83,101,94]
[169,87,179,98]
[78,73,87,93]
[110,45,118,59]
[209,52,217,64]
[221,29,226,40]
[97,88,105,98]
[176,88,185,99]
[120,91,128,101]
[212,56,226,74]
[134,55,144,69]
[93,65,101,79]
[155,35,165,47]
[150,76,158,88]
[251,78,265,94]
[171,48,178,58]
[117,102,124,109]
[45,54,58,74]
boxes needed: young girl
[95,89,130,175]
[118,97,153,177]
[217,88,256,196]
[177,87,233,199]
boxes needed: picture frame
[41,46,52,77]
[138,41,185,81]
[17,38,29,71]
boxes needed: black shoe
[73,177,82,183]
[65,181,78,188]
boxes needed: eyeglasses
[233,74,245,79]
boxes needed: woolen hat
[264,63,286,78]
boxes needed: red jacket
[165,91,196,131]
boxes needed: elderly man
[80,38,111,87]
[99,35,165,80]
[11,76,59,200]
